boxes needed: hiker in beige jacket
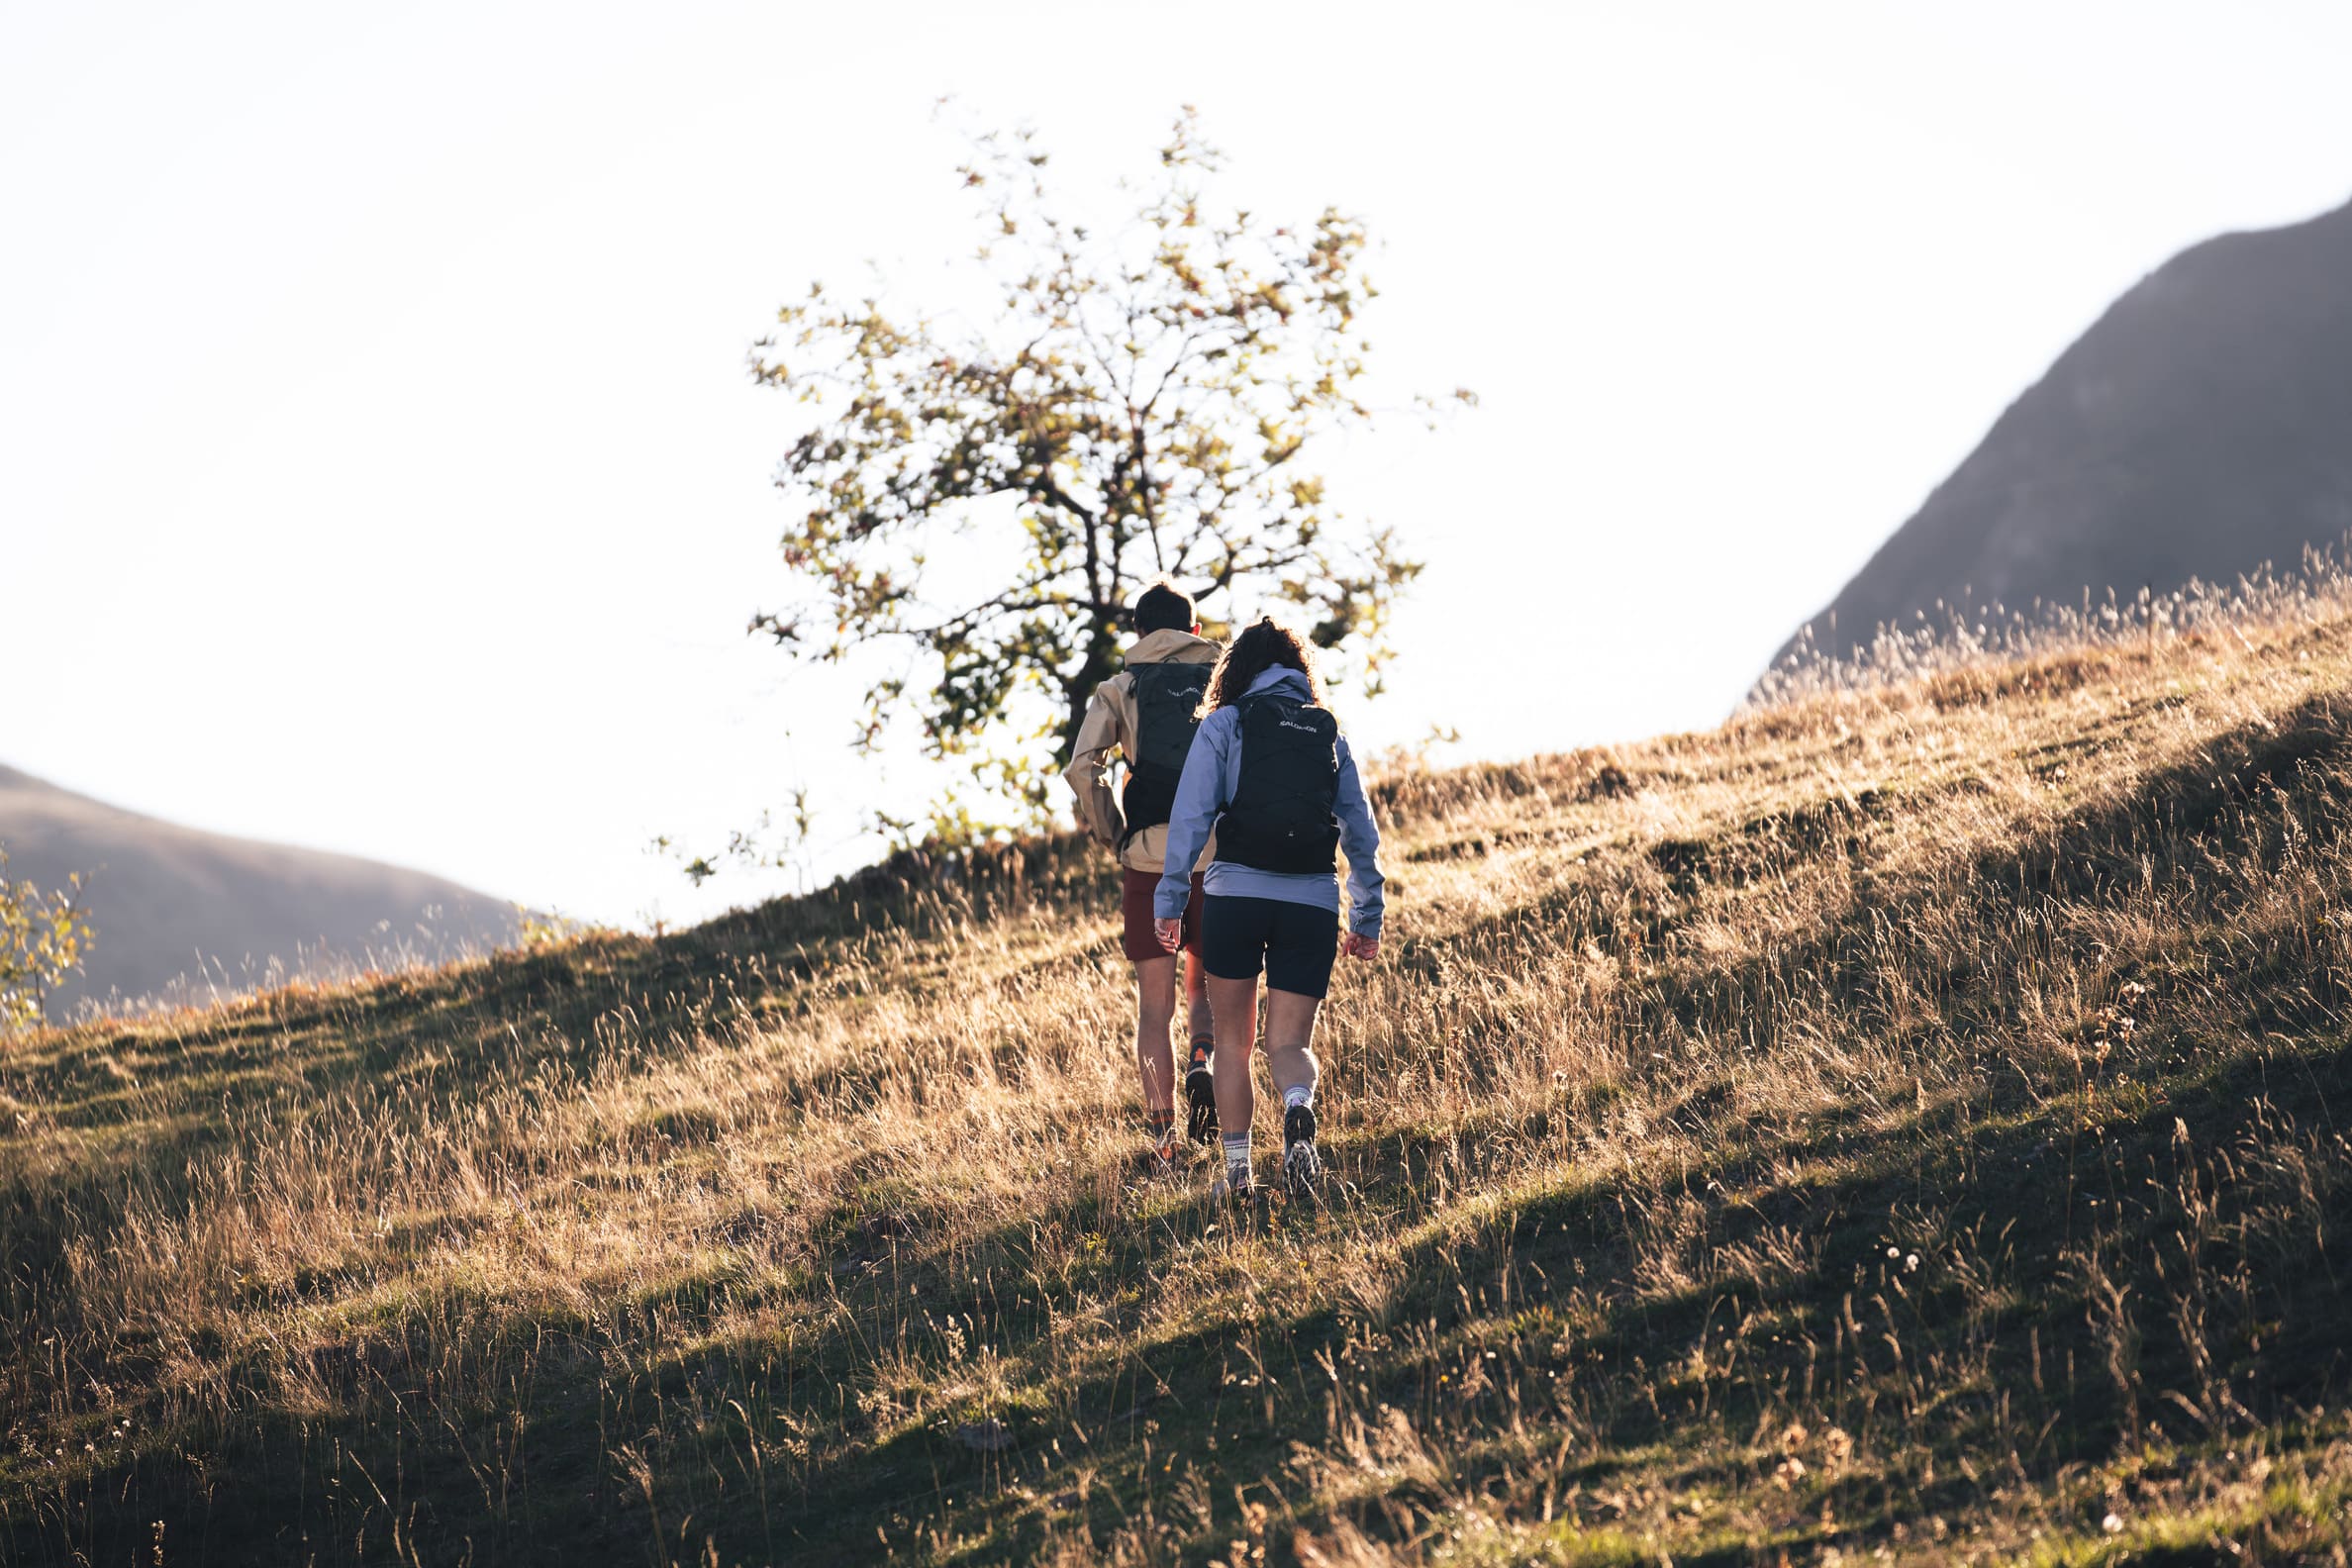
[1063,580,1223,1163]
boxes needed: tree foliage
[0,849,93,1033]
[750,109,1463,830]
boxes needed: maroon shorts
[1122,869,1205,962]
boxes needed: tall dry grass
[7,589,2352,1564]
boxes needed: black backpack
[1119,660,1212,847]
[1217,689,1341,874]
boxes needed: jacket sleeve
[1061,683,1127,848]
[1155,711,1231,920]
[1332,735,1386,938]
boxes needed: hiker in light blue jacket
[1153,618,1385,1204]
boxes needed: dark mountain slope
[1771,194,2352,673]
[0,762,518,1015]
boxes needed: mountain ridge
[0,760,519,1015]
[1767,193,2352,680]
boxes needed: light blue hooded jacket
[1153,666,1385,936]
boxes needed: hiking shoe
[1209,1167,1256,1206]
[1185,1067,1220,1143]
[1131,1118,1183,1178]
[1282,1104,1323,1200]
[1283,1138,1324,1201]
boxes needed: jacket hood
[1127,628,1223,665]
[1242,666,1313,700]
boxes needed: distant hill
[0,762,519,1016]
[1768,194,2352,676]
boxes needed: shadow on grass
[10,979,2348,1567]
[14,701,2352,1564]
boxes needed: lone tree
[0,849,93,1034]
[751,110,1462,831]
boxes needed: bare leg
[1133,955,1178,1116]
[1262,988,1324,1108]
[1184,950,1214,1055]
[1206,972,1260,1138]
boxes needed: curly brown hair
[1198,617,1322,717]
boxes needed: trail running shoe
[1185,1066,1220,1144]
[1282,1104,1323,1200]
[1209,1167,1256,1206]
[1132,1117,1182,1177]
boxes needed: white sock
[1222,1131,1251,1177]
[1283,1084,1312,1112]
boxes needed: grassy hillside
[7,606,2352,1566]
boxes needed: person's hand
[1342,931,1380,962]
[1154,917,1184,953]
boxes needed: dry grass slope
[7,602,2352,1566]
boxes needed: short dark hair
[1131,580,1195,636]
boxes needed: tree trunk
[1057,609,1123,765]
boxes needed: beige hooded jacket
[1061,628,1223,874]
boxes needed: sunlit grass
[7,593,2352,1563]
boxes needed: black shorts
[1199,895,1340,999]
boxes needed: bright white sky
[5,2,2350,928]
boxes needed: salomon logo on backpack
[1119,660,1212,847]
[1218,693,1341,874]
